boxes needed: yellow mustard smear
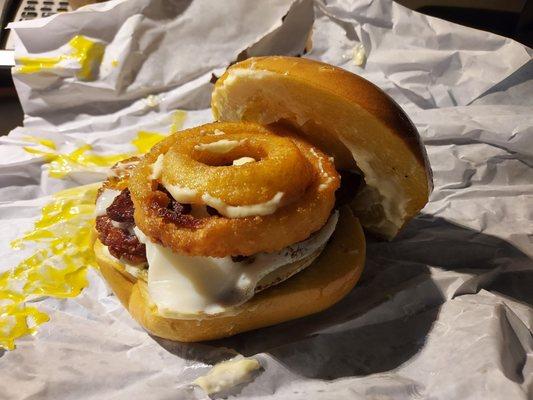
[0,128,181,350]
[23,131,168,179]
[24,144,129,179]
[22,135,57,150]
[15,35,105,81]
[0,184,98,350]
[132,131,167,154]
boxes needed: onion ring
[162,126,313,206]
[129,122,340,257]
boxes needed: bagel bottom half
[94,207,365,342]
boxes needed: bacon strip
[95,215,146,265]
[95,189,146,264]
[95,186,204,264]
[106,189,135,223]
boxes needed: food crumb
[145,95,160,108]
[353,43,366,66]
[193,356,261,395]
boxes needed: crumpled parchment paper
[1,0,532,399]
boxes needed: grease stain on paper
[15,35,105,81]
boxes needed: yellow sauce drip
[132,131,167,154]
[15,35,105,81]
[2,114,188,349]
[0,128,179,350]
[0,184,99,350]
[170,110,187,133]
[24,144,128,179]
[22,131,168,179]
[22,135,57,150]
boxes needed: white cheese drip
[164,184,200,203]
[100,244,147,271]
[232,156,255,166]
[201,192,283,218]
[135,211,338,317]
[163,183,284,218]
[194,139,246,154]
[310,148,334,191]
[94,189,121,217]
[150,154,164,180]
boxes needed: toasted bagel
[212,56,432,238]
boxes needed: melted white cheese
[194,357,261,395]
[194,139,246,154]
[232,156,255,166]
[101,244,147,270]
[163,183,284,218]
[150,154,164,180]
[310,148,335,191]
[164,184,200,203]
[134,212,338,317]
[94,189,121,216]
[202,192,284,218]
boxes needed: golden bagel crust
[94,207,365,342]
[212,56,432,238]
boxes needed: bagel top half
[212,56,432,239]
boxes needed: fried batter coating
[163,127,313,206]
[129,122,340,257]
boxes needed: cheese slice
[134,212,338,317]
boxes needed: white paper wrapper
[1,0,532,399]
